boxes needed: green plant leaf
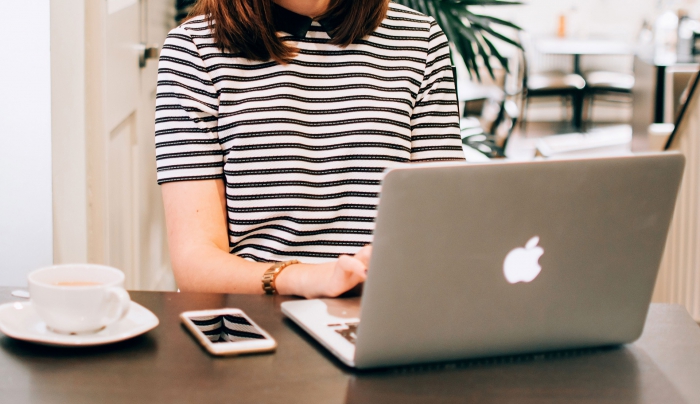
[466,12,524,30]
[470,21,522,49]
[393,0,522,81]
[481,35,511,74]
[446,10,492,79]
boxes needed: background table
[535,38,633,75]
[1,287,700,403]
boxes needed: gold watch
[262,260,299,295]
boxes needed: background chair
[583,70,634,124]
[460,51,523,158]
[519,32,586,132]
[462,97,520,158]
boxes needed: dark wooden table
[1,287,700,403]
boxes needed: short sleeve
[410,19,465,162]
[155,26,223,184]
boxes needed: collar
[272,3,339,38]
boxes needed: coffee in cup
[28,264,131,334]
[54,281,103,287]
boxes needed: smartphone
[180,308,277,356]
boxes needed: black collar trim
[272,3,338,38]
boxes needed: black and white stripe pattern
[155,3,465,263]
[191,315,266,342]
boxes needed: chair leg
[572,91,584,131]
[519,96,529,136]
[580,93,589,128]
[587,94,594,124]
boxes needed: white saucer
[0,301,159,346]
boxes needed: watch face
[263,264,279,294]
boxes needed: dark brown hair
[189,0,389,63]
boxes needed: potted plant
[393,0,523,80]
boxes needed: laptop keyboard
[328,321,359,344]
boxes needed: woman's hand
[276,245,372,298]
[318,244,372,298]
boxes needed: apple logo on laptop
[503,236,544,284]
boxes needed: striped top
[155,2,465,263]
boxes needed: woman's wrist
[274,263,308,296]
[274,262,332,297]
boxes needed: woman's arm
[409,18,465,163]
[162,179,370,297]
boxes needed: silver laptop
[281,153,685,369]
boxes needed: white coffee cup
[28,264,131,334]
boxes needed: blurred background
[2,0,700,319]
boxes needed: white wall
[463,0,700,77]
[52,0,88,265]
[0,0,53,286]
[483,0,700,42]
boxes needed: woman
[155,0,464,297]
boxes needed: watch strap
[262,260,300,295]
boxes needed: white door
[90,0,175,290]
[135,0,176,289]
